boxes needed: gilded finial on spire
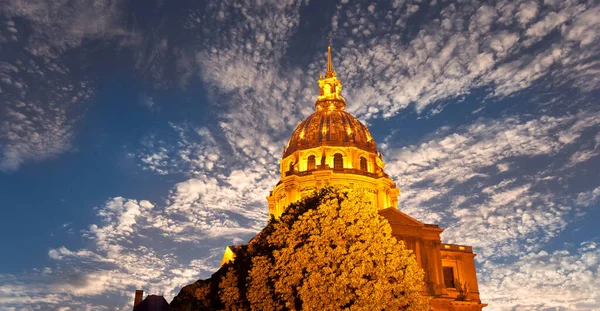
[326,38,336,78]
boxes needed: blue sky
[1,0,599,309]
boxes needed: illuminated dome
[284,110,376,157]
[267,45,399,219]
[284,45,376,157]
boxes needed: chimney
[133,290,143,309]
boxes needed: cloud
[157,165,276,241]
[0,72,93,171]
[516,1,539,25]
[0,0,136,172]
[323,0,600,118]
[480,241,600,310]
[1,0,134,57]
[382,110,600,259]
[0,147,282,308]
[0,191,242,310]
[564,5,600,47]
[137,123,226,176]
[139,93,158,111]
[575,186,600,207]
[567,149,599,168]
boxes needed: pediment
[378,207,425,227]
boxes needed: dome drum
[282,146,389,180]
[267,169,400,219]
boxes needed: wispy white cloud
[2,154,280,308]
[326,0,600,117]
[0,73,93,171]
[575,186,600,207]
[137,123,225,176]
[481,241,600,310]
[159,172,272,241]
[139,93,158,111]
[382,111,600,259]
[1,0,134,57]
[0,0,136,171]
[0,193,236,310]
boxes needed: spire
[326,45,334,77]
[325,40,336,78]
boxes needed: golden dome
[284,109,376,157]
[268,44,400,220]
[284,45,376,158]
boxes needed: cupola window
[307,155,316,170]
[334,153,343,169]
[360,156,368,171]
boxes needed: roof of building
[284,109,377,157]
[133,295,172,311]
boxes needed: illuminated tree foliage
[219,267,244,310]
[171,187,428,311]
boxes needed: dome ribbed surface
[284,110,376,157]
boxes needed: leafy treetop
[171,187,429,311]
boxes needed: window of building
[333,153,343,169]
[360,156,368,171]
[307,155,316,170]
[443,266,455,288]
[288,161,294,172]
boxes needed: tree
[171,187,428,311]
[246,188,428,310]
[219,267,244,310]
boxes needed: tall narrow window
[307,155,316,170]
[443,267,455,288]
[334,153,343,169]
[289,161,294,172]
[360,156,368,171]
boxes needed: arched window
[360,156,368,171]
[307,155,316,170]
[289,161,294,172]
[334,153,343,169]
